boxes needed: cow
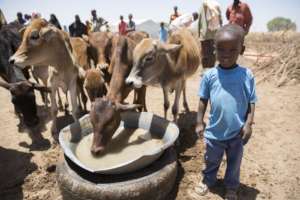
[126,28,201,122]
[82,31,113,83]
[0,23,50,127]
[9,18,81,139]
[90,35,147,155]
[127,31,150,43]
[84,68,107,102]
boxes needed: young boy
[194,24,257,200]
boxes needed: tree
[267,17,297,32]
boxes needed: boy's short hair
[215,24,245,44]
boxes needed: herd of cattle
[0,18,200,155]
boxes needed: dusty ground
[0,38,300,200]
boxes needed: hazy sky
[1,0,300,32]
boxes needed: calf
[0,23,49,127]
[10,19,81,138]
[126,28,201,121]
[90,36,147,155]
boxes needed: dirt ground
[0,37,300,200]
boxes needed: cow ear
[19,27,26,38]
[40,27,56,42]
[0,81,11,90]
[82,34,89,43]
[158,44,182,54]
[114,103,142,111]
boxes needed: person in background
[198,0,222,69]
[193,24,256,200]
[159,22,168,43]
[127,13,136,33]
[0,9,7,29]
[118,15,127,35]
[63,25,68,33]
[69,15,87,37]
[169,12,199,32]
[49,14,62,29]
[90,9,107,32]
[24,14,31,25]
[15,12,26,25]
[169,6,181,24]
[226,0,253,34]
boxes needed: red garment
[226,2,253,33]
[118,21,127,35]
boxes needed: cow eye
[30,31,40,40]
[145,55,154,63]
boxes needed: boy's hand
[240,123,252,145]
[195,122,206,138]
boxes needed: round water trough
[57,112,179,200]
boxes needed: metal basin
[59,112,179,174]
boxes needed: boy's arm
[241,103,255,145]
[195,98,208,138]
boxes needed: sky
[1,0,300,32]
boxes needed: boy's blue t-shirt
[198,65,257,141]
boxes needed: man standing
[169,6,181,24]
[15,12,26,25]
[127,14,136,33]
[159,22,168,43]
[69,15,87,37]
[226,0,253,34]
[118,15,127,35]
[198,0,222,69]
[90,10,107,32]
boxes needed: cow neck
[52,35,78,71]
[107,62,129,103]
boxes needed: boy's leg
[224,136,244,190]
[202,138,225,187]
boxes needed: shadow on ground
[0,146,37,200]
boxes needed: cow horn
[115,102,142,111]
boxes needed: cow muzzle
[9,54,27,68]
[126,76,143,89]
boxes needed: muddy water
[75,128,164,170]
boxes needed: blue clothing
[202,136,243,189]
[198,65,257,140]
[159,28,168,42]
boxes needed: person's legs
[202,138,226,187]
[224,136,243,199]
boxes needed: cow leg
[57,89,64,112]
[69,79,79,120]
[172,80,183,123]
[50,85,59,141]
[134,86,147,112]
[64,92,70,115]
[162,86,170,119]
[182,80,190,112]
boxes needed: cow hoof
[56,148,177,200]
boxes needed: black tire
[56,148,177,200]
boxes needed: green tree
[267,17,297,32]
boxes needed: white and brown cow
[126,28,201,121]
[9,18,82,139]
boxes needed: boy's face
[216,34,242,68]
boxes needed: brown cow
[126,28,200,121]
[90,35,147,155]
[127,31,150,43]
[9,18,82,139]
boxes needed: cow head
[9,18,68,68]
[84,68,107,102]
[0,80,51,127]
[83,32,112,70]
[126,38,182,88]
[90,97,141,155]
